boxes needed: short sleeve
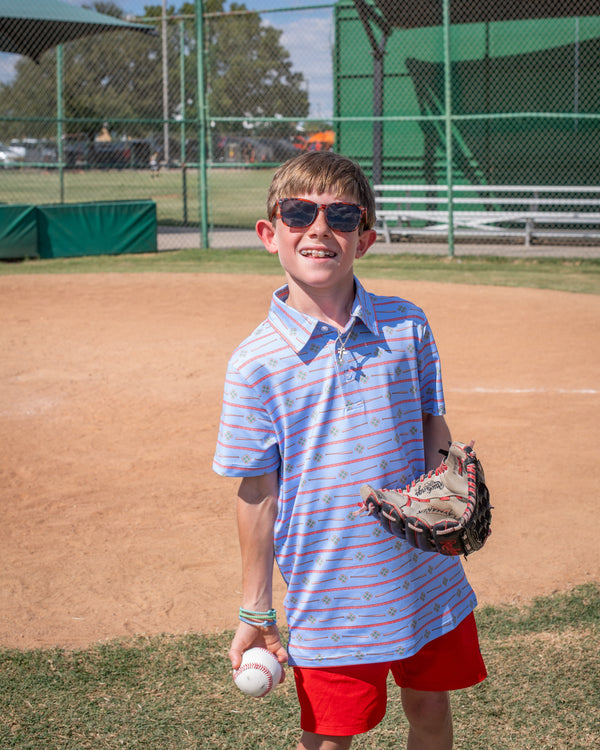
[212,359,281,477]
[417,319,446,416]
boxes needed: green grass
[2,167,600,294]
[1,584,598,749]
[0,167,275,227]
[2,247,600,295]
[359,254,600,294]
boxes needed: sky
[0,0,335,119]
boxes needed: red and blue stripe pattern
[213,279,477,666]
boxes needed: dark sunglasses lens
[326,203,362,231]
[280,199,317,227]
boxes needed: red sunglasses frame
[270,198,366,231]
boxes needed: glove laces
[399,458,448,492]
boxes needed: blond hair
[267,151,376,230]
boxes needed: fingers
[262,625,288,664]
[229,622,257,669]
[229,645,243,671]
[229,622,288,672]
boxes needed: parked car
[214,135,299,164]
[0,142,26,167]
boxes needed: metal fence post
[161,0,170,166]
[180,18,188,225]
[195,0,209,249]
[56,44,64,204]
[443,0,454,257]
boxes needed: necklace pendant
[336,317,355,364]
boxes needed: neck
[285,278,356,330]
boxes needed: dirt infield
[1,272,599,650]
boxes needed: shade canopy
[372,0,600,29]
[0,0,155,62]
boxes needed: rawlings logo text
[414,480,444,496]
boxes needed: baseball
[233,647,283,698]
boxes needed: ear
[355,228,378,259]
[256,219,278,255]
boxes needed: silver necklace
[336,318,356,363]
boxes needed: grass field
[0,167,274,227]
[1,584,598,749]
[2,247,600,296]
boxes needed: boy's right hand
[229,621,288,674]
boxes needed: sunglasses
[271,198,366,232]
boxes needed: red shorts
[293,612,487,737]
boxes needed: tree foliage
[200,2,308,134]
[0,1,308,143]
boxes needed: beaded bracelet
[239,607,277,628]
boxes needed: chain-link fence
[1,1,599,252]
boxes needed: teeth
[301,250,335,258]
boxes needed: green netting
[336,2,600,186]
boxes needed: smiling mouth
[300,249,336,258]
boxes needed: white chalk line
[448,387,598,395]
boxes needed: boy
[213,151,486,750]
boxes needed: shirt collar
[268,277,379,353]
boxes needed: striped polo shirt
[213,279,477,667]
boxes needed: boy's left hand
[357,440,492,558]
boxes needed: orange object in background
[306,130,335,151]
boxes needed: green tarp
[36,200,157,258]
[0,204,38,259]
[0,200,157,260]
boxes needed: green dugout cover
[0,204,39,260]
[36,200,157,258]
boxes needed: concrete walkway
[157,226,600,259]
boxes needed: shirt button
[345,371,352,381]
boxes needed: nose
[308,205,331,234]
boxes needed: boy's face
[257,190,377,297]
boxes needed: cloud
[0,53,18,84]
[280,15,334,119]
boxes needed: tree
[0,1,309,145]
[196,1,309,136]
[0,2,164,143]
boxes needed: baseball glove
[358,441,492,557]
